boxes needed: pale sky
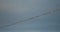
[0,0,60,32]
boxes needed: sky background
[0,0,60,32]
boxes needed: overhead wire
[0,8,60,28]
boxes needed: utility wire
[0,8,60,28]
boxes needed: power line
[0,8,60,28]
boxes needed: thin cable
[0,8,60,28]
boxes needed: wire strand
[0,8,60,28]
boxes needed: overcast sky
[0,0,60,32]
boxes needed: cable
[0,8,60,28]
